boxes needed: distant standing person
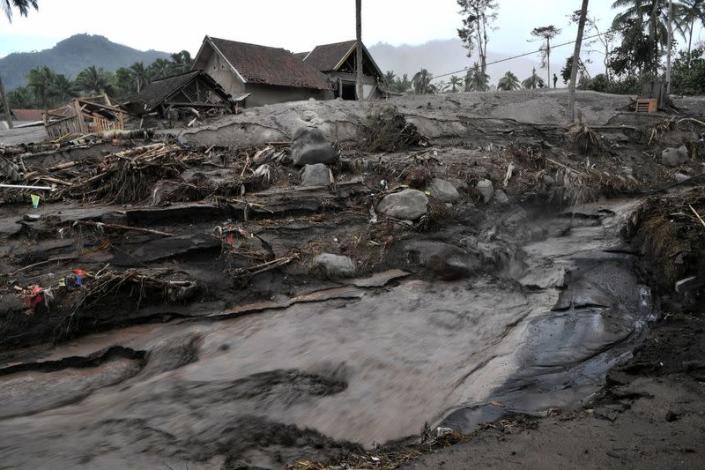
[553,74,558,89]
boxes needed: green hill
[0,34,170,91]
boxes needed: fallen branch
[0,183,54,191]
[9,255,78,276]
[75,221,173,237]
[689,205,705,230]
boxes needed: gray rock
[428,178,460,202]
[674,172,690,183]
[662,145,689,167]
[403,241,478,280]
[494,189,509,204]
[476,179,494,203]
[291,127,338,167]
[543,174,556,186]
[300,164,333,187]
[377,189,429,220]
[313,253,356,278]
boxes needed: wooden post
[355,0,364,101]
[569,0,589,123]
[666,0,673,95]
[0,76,13,129]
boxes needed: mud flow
[1,92,703,469]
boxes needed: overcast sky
[1,0,704,67]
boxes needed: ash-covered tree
[170,50,193,75]
[449,75,464,92]
[570,10,617,80]
[464,62,490,91]
[530,25,561,85]
[412,69,435,94]
[457,0,498,77]
[561,56,589,84]
[497,71,521,90]
[679,0,705,67]
[130,62,149,94]
[27,66,55,111]
[75,66,114,96]
[522,67,545,89]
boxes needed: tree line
[390,0,705,96]
[5,51,193,111]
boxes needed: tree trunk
[355,0,364,101]
[546,39,551,85]
[687,19,694,68]
[0,75,12,129]
[666,0,673,94]
[569,0,590,122]
[649,0,659,74]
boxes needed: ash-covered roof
[126,70,231,113]
[303,40,357,72]
[207,37,331,90]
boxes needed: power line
[430,28,619,82]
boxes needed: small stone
[494,189,509,204]
[377,189,429,220]
[428,178,460,203]
[476,179,494,203]
[300,163,333,187]
[661,145,689,167]
[291,127,338,166]
[543,174,556,186]
[674,173,690,183]
[313,253,356,278]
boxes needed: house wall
[244,84,333,107]
[203,51,247,98]
[326,71,380,99]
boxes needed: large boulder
[300,164,333,187]
[403,241,478,280]
[291,127,338,166]
[476,179,494,203]
[428,178,460,203]
[313,253,356,278]
[662,145,689,167]
[377,189,429,220]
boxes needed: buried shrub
[359,105,427,152]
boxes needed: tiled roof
[303,40,357,72]
[209,37,330,90]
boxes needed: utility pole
[355,0,364,101]
[569,0,589,123]
[666,0,673,95]
[0,76,13,129]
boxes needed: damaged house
[121,70,235,120]
[301,40,384,100]
[192,36,333,108]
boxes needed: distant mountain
[0,34,170,90]
[369,38,564,87]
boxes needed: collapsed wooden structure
[43,95,126,139]
[121,70,234,118]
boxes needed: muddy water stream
[0,199,652,469]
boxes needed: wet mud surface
[1,91,705,468]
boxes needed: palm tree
[1,0,38,21]
[464,62,490,91]
[147,59,171,81]
[412,69,434,94]
[170,50,193,74]
[611,0,688,72]
[449,75,464,92]
[130,62,149,94]
[522,68,545,89]
[383,71,396,88]
[680,0,705,67]
[75,66,113,96]
[27,66,55,111]
[531,25,562,84]
[51,73,74,105]
[497,71,521,90]
[395,74,412,93]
